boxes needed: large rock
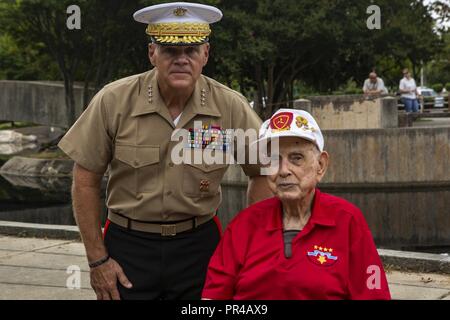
[0,156,74,177]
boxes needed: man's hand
[90,257,133,300]
[71,163,131,299]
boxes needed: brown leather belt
[107,210,215,236]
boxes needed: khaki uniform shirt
[58,69,262,222]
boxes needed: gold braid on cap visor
[146,22,211,44]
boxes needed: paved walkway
[0,236,449,300]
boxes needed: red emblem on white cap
[270,112,293,132]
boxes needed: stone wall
[294,95,398,129]
[220,127,450,248]
[223,126,450,186]
[0,81,89,128]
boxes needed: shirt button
[169,162,174,167]
[133,160,139,166]
[166,191,172,196]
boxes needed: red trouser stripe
[102,219,111,240]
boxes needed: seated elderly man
[202,109,391,300]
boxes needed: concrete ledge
[0,156,74,177]
[0,221,80,240]
[379,249,450,274]
[0,220,448,274]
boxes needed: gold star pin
[317,256,327,264]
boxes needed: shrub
[431,83,444,93]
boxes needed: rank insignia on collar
[307,245,338,266]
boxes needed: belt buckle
[161,224,177,236]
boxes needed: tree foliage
[0,0,444,121]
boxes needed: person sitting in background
[363,72,388,96]
[202,109,391,300]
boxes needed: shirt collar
[265,188,337,231]
[131,69,221,119]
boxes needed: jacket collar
[131,69,221,125]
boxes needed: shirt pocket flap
[185,162,228,173]
[115,145,160,168]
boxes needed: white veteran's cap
[256,109,324,152]
[133,2,223,45]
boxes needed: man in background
[363,72,388,96]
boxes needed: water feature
[0,171,448,255]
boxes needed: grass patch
[0,121,38,130]
[415,118,433,122]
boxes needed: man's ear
[316,151,329,183]
[202,43,210,66]
[148,43,157,66]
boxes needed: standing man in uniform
[58,2,272,300]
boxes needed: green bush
[431,83,444,93]
[344,88,364,94]
[335,77,364,95]
[445,82,450,91]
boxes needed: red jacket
[202,189,391,300]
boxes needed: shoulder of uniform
[202,75,249,105]
[92,72,150,109]
[102,72,147,92]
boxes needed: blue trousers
[402,97,419,113]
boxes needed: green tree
[0,0,149,126]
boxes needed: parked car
[397,87,445,110]
[417,87,444,108]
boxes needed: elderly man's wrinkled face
[149,43,209,90]
[268,137,328,202]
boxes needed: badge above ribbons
[307,245,338,266]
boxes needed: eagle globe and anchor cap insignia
[270,112,294,132]
[307,245,338,266]
[173,7,187,16]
